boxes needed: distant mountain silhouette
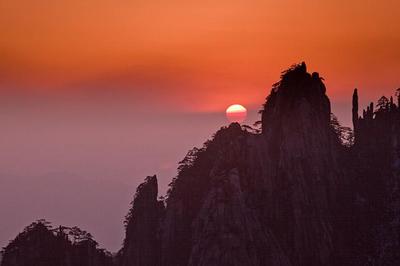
[2,63,400,266]
[1,220,112,266]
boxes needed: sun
[226,104,247,123]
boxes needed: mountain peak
[260,62,330,135]
[272,62,326,96]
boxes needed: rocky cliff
[118,63,400,266]
[116,175,164,266]
[347,90,400,265]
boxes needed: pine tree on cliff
[376,96,389,112]
[1,220,112,266]
[330,113,353,146]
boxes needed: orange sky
[1,0,399,112]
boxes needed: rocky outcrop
[348,90,400,265]
[258,63,343,265]
[118,63,352,266]
[116,63,400,266]
[116,175,164,266]
[160,123,247,266]
[188,168,290,266]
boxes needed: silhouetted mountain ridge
[2,63,400,266]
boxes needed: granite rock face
[348,90,400,265]
[116,175,164,266]
[118,63,400,266]
[258,63,342,265]
[117,63,347,266]
[188,168,290,266]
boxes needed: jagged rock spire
[118,175,164,266]
[352,88,359,132]
[260,62,330,135]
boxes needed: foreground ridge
[1,220,113,266]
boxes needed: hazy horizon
[0,88,394,252]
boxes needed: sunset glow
[226,104,247,123]
[1,0,399,113]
